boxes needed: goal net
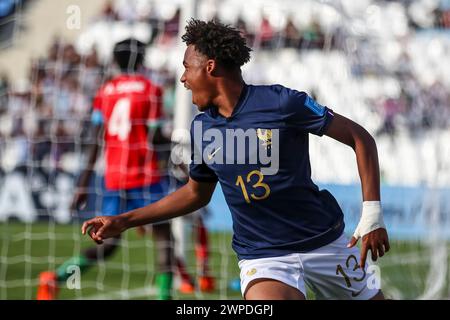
[0,0,449,300]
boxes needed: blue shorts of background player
[102,178,170,216]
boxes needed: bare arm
[325,112,389,267]
[325,113,380,201]
[78,125,103,187]
[81,178,216,243]
[122,178,216,227]
[71,125,103,211]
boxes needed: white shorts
[238,233,381,300]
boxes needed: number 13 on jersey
[236,170,271,203]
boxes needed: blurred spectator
[0,74,9,114]
[428,80,450,128]
[99,0,118,21]
[62,44,81,66]
[47,37,63,62]
[8,79,30,136]
[301,18,325,50]
[28,94,51,166]
[282,17,301,48]
[156,7,181,46]
[437,7,450,28]
[165,8,180,38]
[376,96,405,137]
[257,16,275,49]
[236,16,254,47]
[79,49,103,99]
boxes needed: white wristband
[353,201,386,240]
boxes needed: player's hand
[70,190,88,213]
[347,228,390,268]
[81,216,126,244]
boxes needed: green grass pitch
[1,222,449,300]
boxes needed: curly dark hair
[181,19,251,69]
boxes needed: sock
[156,272,173,300]
[176,258,194,284]
[56,255,91,282]
[196,222,210,276]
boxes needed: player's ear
[206,59,216,75]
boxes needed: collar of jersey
[208,84,250,121]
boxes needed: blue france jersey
[189,84,345,260]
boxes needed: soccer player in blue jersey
[81,19,390,300]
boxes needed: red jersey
[92,74,163,190]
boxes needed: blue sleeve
[91,109,104,126]
[280,87,334,136]
[189,119,219,183]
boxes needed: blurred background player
[36,38,174,300]
[168,159,215,294]
[134,137,215,293]
[176,209,214,294]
